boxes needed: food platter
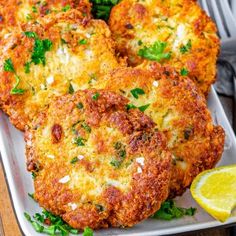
[1,87,236,236]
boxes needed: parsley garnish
[138,40,143,46]
[90,0,119,21]
[24,31,53,67]
[152,200,196,220]
[26,14,33,21]
[110,142,126,168]
[79,39,87,45]
[32,172,37,179]
[126,103,150,112]
[70,157,78,164]
[24,210,81,235]
[3,58,25,94]
[24,62,31,73]
[73,136,86,146]
[32,6,37,13]
[81,122,91,133]
[77,102,84,109]
[83,227,94,236]
[69,83,74,94]
[130,88,145,99]
[138,41,171,62]
[28,193,35,200]
[92,92,100,100]
[62,4,71,12]
[180,40,192,54]
[180,68,188,76]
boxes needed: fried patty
[25,89,172,229]
[109,0,219,95]
[95,64,225,198]
[0,0,91,40]
[0,10,123,131]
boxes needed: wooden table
[0,162,232,236]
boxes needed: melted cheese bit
[136,157,145,166]
[78,155,84,160]
[137,167,142,174]
[68,202,77,211]
[47,154,55,159]
[46,75,54,85]
[153,80,159,87]
[57,46,70,64]
[59,175,70,184]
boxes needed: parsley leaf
[130,88,145,99]
[138,104,150,112]
[11,75,25,94]
[77,102,84,109]
[24,31,37,38]
[83,227,94,236]
[62,4,71,12]
[92,92,100,100]
[24,62,31,73]
[138,41,171,62]
[69,83,74,94]
[126,103,150,112]
[90,0,119,21]
[70,157,78,164]
[4,58,15,72]
[81,122,91,133]
[180,40,192,54]
[152,200,196,220]
[79,39,87,45]
[180,68,188,76]
[73,136,86,146]
[32,6,37,13]
[110,142,126,168]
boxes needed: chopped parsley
[90,0,119,21]
[180,40,192,54]
[138,40,143,46]
[32,172,37,179]
[180,68,188,76]
[26,14,33,21]
[130,88,145,99]
[92,92,100,100]
[138,41,171,62]
[24,31,53,67]
[126,103,150,112]
[152,200,196,220]
[3,58,25,94]
[32,6,37,13]
[61,38,67,44]
[28,193,35,200]
[70,157,78,164]
[69,83,74,94]
[73,136,86,146]
[110,142,126,168]
[24,62,31,73]
[79,39,87,45]
[62,4,71,12]
[24,210,81,235]
[77,102,84,109]
[81,122,91,133]
[83,227,94,236]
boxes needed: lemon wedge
[190,165,236,222]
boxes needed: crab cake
[96,65,225,198]
[0,0,91,40]
[25,89,172,229]
[109,0,219,95]
[0,10,123,131]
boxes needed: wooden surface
[0,161,231,236]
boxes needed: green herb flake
[138,41,171,62]
[83,226,94,236]
[180,40,192,54]
[138,40,143,46]
[130,87,145,99]
[110,142,126,168]
[24,31,38,38]
[32,172,37,179]
[92,92,100,100]
[73,136,86,146]
[62,4,71,12]
[10,75,25,94]
[70,157,78,164]
[61,38,67,44]
[26,14,33,21]
[24,62,31,73]
[152,200,196,220]
[126,103,137,110]
[138,104,150,112]
[32,6,38,13]
[180,68,188,76]
[69,83,74,94]
[4,58,15,72]
[77,102,84,109]
[28,193,35,200]
[79,39,87,45]
[81,122,91,133]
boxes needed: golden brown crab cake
[96,64,225,198]
[0,0,91,40]
[25,89,172,229]
[0,10,123,131]
[109,0,219,95]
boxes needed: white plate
[0,87,236,236]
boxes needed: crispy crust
[25,89,172,229]
[95,64,225,198]
[109,0,220,95]
[0,0,91,40]
[0,10,123,131]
